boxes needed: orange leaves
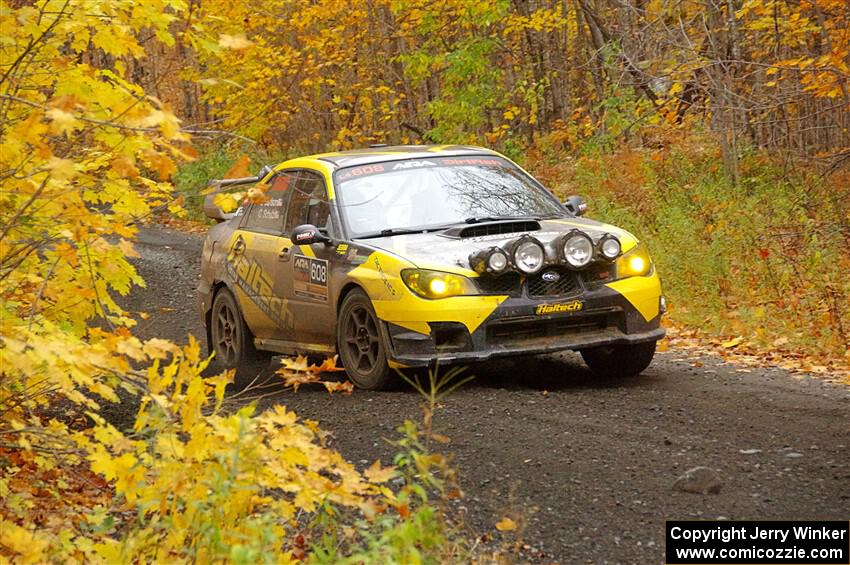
[280,354,311,373]
[663,321,850,384]
[315,355,345,372]
[0,442,112,563]
[245,186,269,203]
[223,154,252,179]
[278,370,321,393]
[111,155,140,178]
[323,380,356,394]
[364,460,397,483]
[277,355,353,394]
[140,149,177,180]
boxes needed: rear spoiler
[203,165,273,222]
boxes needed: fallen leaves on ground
[154,215,211,234]
[496,517,518,532]
[661,319,850,385]
[721,336,744,349]
[0,446,112,535]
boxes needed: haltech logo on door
[225,235,294,331]
[535,301,583,315]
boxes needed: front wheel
[580,341,657,378]
[337,289,392,390]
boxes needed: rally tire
[209,287,270,386]
[337,289,392,390]
[580,341,656,378]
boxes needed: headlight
[597,234,621,260]
[512,239,545,274]
[488,250,508,272]
[616,243,652,278]
[562,231,594,268]
[469,247,509,274]
[401,269,479,299]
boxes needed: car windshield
[334,156,565,237]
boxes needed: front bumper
[381,278,665,367]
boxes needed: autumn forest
[1,0,849,562]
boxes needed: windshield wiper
[354,226,446,239]
[463,215,540,224]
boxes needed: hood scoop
[442,220,541,239]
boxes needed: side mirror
[291,224,331,245]
[203,193,235,223]
[563,195,588,216]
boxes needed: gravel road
[119,225,850,563]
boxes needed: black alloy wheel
[337,289,391,390]
[209,288,269,385]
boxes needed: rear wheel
[337,289,391,390]
[209,288,270,385]
[580,341,656,378]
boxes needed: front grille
[527,269,580,297]
[474,266,606,297]
[487,312,612,344]
[476,273,522,296]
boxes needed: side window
[284,171,331,234]
[242,173,293,232]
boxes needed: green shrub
[172,149,246,220]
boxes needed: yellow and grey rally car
[198,145,665,389]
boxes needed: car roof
[310,144,500,168]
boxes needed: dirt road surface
[118,225,850,563]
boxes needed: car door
[278,169,338,347]
[227,172,297,341]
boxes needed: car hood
[354,217,639,275]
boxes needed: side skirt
[255,338,336,357]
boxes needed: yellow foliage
[364,460,398,483]
[0,520,52,564]
[0,2,392,563]
[57,339,383,561]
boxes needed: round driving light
[629,256,646,274]
[514,240,545,274]
[469,246,510,274]
[599,236,621,260]
[488,250,508,272]
[563,232,594,268]
[429,278,447,295]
